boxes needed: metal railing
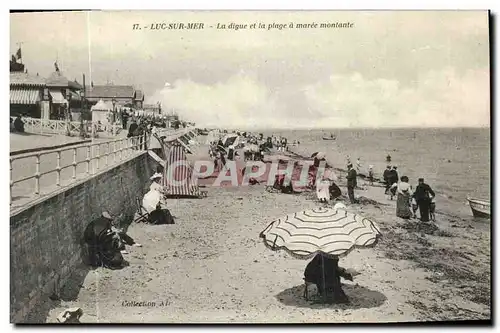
[10,116,122,137]
[9,133,149,206]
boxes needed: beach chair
[303,278,315,301]
[134,197,150,223]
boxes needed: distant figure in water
[386,154,392,163]
[412,178,436,222]
[356,158,362,173]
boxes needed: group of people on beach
[383,165,436,222]
[83,166,175,269]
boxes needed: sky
[10,11,490,129]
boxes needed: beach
[31,133,490,323]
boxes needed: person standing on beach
[368,165,374,186]
[346,164,357,204]
[412,178,436,222]
[391,176,413,219]
[356,158,362,173]
[387,166,399,200]
[383,166,391,194]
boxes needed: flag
[16,48,22,60]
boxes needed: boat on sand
[467,197,490,218]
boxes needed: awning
[50,91,68,104]
[10,88,41,105]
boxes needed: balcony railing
[10,116,122,137]
[9,133,149,207]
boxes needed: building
[134,90,144,109]
[85,83,137,108]
[143,103,162,116]
[10,71,48,118]
[46,70,83,120]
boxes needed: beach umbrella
[311,152,326,160]
[259,205,381,302]
[259,205,381,259]
[222,134,239,147]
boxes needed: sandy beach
[29,136,490,323]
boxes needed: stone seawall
[10,152,155,323]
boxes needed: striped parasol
[259,206,381,259]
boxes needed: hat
[333,202,347,211]
[150,173,163,180]
[369,165,374,169]
[102,211,113,220]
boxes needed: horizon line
[193,125,491,131]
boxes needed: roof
[86,85,136,99]
[10,72,46,87]
[135,90,144,101]
[45,71,82,89]
[143,104,160,110]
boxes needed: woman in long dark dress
[304,254,353,303]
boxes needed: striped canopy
[162,143,201,198]
[259,206,381,259]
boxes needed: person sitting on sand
[391,176,413,219]
[83,212,140,269]
[142,175,174,225]
[304,254,353,303]
[412,178,436,222]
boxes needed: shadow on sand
[22,214,137,323]
[276,283,387,310]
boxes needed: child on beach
[430,196,436,221]
[368,165,374,186]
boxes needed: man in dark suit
[346,163,357,204]
[412,178,436,222]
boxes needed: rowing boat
[467,197,490,218]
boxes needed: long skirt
[149,208,175,225]
[396,192,412,219]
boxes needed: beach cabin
[90,99,114,129]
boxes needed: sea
[259,127,491,219]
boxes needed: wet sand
[37,138,490,323]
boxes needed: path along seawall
[10,128,194,323]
